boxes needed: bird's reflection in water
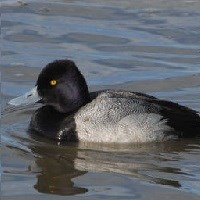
[29,136,88,195]
[74,141,186,188]
[28,133,200,196]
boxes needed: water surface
[1,0,200,199]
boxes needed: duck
[8,59,200,143]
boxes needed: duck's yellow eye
[50,80,57,86]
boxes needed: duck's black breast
[28,106,78,142]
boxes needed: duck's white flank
[75,91,176,143]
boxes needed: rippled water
[1,0,200,199]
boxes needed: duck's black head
[9,59,90,113]
[36,60,90,113]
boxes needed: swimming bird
[9,59,200,143]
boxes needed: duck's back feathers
[74,90,200,143]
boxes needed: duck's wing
[122,90,200,137]
[146,97,200,137]
[89,90,200,138]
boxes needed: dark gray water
[1,0,200,199]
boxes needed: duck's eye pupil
[50,80,57,86]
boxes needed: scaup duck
[9,60,200,142]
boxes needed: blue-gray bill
[8,86,41,106]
